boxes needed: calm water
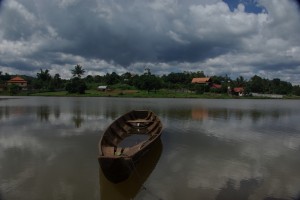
[0,97,300,200]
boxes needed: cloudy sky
[0,0,300,84]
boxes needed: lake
[0,97,300,200]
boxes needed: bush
[8,84,21,95]
[192,84,209,94]
[65,78,87,94]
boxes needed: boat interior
[100,111,162,157]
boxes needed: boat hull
[99,135,160,183]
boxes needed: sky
[0,0,300,84]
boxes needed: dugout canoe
[98,110,163,183]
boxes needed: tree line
[1,65,300,96]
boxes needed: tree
[66,65,87,94]
[84,75,94,83]
[236,76,245,87]
[94,75,104,83]
[8,84,21,95]
[104,72,120,85]
[293,85,300,96]
[37,69,51,82]
[49,73,63,90]
[35,69,52,90]
[65,77,87,94]
[249,75,264,93]
[71,65,85,78]
[193,84,209,94]
[135,74,162,93]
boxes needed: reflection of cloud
[0,135,42,150]
[0,167,35,194]
[0,115,102,200]
[216,178,261,200]
[1,97,300,199]
[148,113,300,200]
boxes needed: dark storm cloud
[0,0,300,84]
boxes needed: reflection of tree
[37,105,50,122]
[5,106,9,118]
[72,108,84,128]
[54,106,60,119]
[0,106,10,120]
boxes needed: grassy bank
[21,89,278,99]
[2,89,300,99]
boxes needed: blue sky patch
[223,0,266,14]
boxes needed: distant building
[191,77,211,85]
[7,76,28,90]
[233,87,244,96]
[97,85,108,91]
[211,83,222,89]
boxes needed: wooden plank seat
[102,146,127,156]
[102,146,115,156]
[126,119,154,123]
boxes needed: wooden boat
[98,110,163,183]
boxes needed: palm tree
[71,65,85,78]
[37,69,51,82]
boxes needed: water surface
[0,97,300,200]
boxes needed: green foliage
[134,74,162,93]
[84,75,94,83]
[66,65,87,94]
[35,69,52,90]
[110,83,135,90]
[0,72,11,83]
[8,84,21,95]
[65,77,87,94]
[162,71,206,89]
[52,74,64,90]
[104,72,120,85]
[71,65,85,78]
[293,85,300,96]
[94,75,104,83]
[248,75,293,94]
[192,84,210,94]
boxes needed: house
[233,87,244,96]
[7,76,28,90]
[210,83,222,93]
[211,83,222,89]
[97,85,109,91]
[191,77,211,85]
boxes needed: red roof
[233,87,244,93]
[191,77,211,84]
[211,84,222,89]
[7,76,27,83]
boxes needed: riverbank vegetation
[1,65,300,98]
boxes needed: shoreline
[1,89,300,99]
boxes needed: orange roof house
[191,77,211,84]
[7,76,28,90]
[233,87,244,93]
[233,87,244,96]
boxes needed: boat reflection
[99,139,163,200]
